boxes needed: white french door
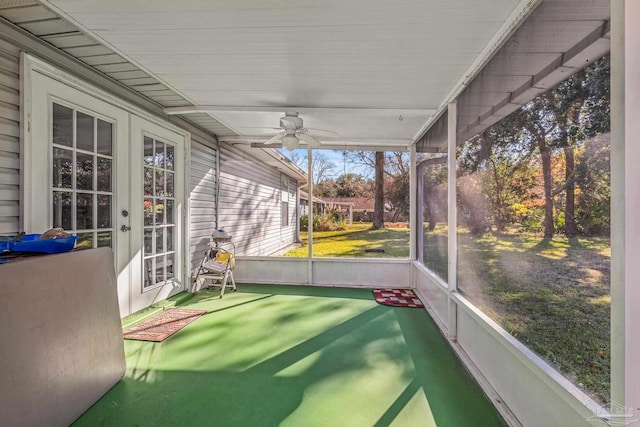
[129,116,185,313]
[26,63,186,317]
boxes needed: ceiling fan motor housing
[280,114,303,130]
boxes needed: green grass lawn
[285,223,611,403]
[284,223,410,257]
[424,229,610,404]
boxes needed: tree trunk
[540,146,554,238]
[372,151,385,229]
[564,145,578,237]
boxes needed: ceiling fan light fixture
[282,134,299,151]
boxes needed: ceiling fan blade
[306,128,339,137]
[263,132,285,145]
[298,133,322,145]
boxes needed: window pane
[421,156,448,281]
[76,232,94,250]
[455,56,611,404]
[144,198,154,226]
[144,228,153,255]
[97,231,112,248]
[53,191,72,230]
[155,140,165,168]
[53,147,72,189]
[166,144,174,171]
[76,193,93,230]
[97,195,112,229]
[97,119,112,155]
[53,104,73,147]
[144,136,154,166]
[76,152,94,191]
[97,157,112,192]
[165,171,174,197]
[76,111,94,152]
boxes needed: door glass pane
[143,136,176,288]
[97,231,112,248]
[76,193,93,230]
[144,136,154,166]
[76,111,94,152]
[167,253,174,279]
[155,141,165,168]
[156,227,164,254]
[155,199,165,225]
[144,258,154,287]
[166,226,174,251]
[53,147,72,188]
[155,255,165,284]
[155,170,165,197]
[51,103,114,249]
[76,152,94,191]
[76,232,94,250]
[166,145,174,171]
[53,191,72,230]
[97,195,111,228]
[166,172,174,197]
[144,228,153,254]
[144,198,154,226]
[166,199,174,224]
[97,157,112,192]
[53,104,72,147]
[97,119,112,155]
[144,167,153,196]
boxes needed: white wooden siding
[0,34,21,234]
[218,144,297,256]
[189,138,217,275]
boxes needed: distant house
[299,192,354,224]
[323,197,394,222]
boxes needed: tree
[347,150,409,224]
[334,173,372,198]
[290,150,336,185]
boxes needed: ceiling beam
[164,105,436,117]
[410,0,544,144]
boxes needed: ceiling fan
[259,112,333,151]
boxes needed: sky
[280,148,373,179]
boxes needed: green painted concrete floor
[73,285,506,427]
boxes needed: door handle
[121,225,131,232]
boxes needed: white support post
[610,0,625,407]
[307,147,313,285]
[612,0,640,416]
[416,161,424,264]
[447,101,458,341]
[409,145,417,263]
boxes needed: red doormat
[123,308,207,342]
[372,289,424,308]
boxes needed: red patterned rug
[123,308,207,342]
[372,289,424,308]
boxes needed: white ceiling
[44,0,524,149]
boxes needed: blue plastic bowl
[3,234,78,254]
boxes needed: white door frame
[21,54,191,316]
